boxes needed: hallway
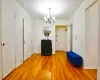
[0,0,100,79]
[4,52,97,80]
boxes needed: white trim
[98,0,100,80]
[84,66,98,69]
[52,53,55,54]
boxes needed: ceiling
[17,0,84,20]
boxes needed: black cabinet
[41,40,52,56]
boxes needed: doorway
[55,25,67,52]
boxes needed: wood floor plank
[3,52,97,80]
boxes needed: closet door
[0,0,2,79]
[23,19,28,61]
[2,4,15,78]
[24,20,32,61]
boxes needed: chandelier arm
[44,8,55,24]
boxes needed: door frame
[70,24,73,51]
[55,25,68,52]
[98,0,100,79]
[22,18,25,62]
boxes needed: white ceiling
[17,0,84,19]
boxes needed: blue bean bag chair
[67,51,83,67]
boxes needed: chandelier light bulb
[52,16,55,19]
[44,8,56,24]
[47,15,50,18]
[44,17,47,20]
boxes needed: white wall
[0,0,2,79]
[15,1,35,67]
[15,2,33,66]
[69,0,97,68]
[34,20,55,53]
[55,20,70,25]
[1,0,35,68]
[34,20,69,54]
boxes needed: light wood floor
[4,51,97,80]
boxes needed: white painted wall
[0,0,2,79]
[1,0,35,68]
[69,0,97,68]
[0,0,35,78]
[34,20,55,53]
[55,20,70,25]
[34,20,69,54]
[15,1,35,67]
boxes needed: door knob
[2,43,6,46]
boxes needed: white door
[85,2,99,68]
[0,0,2,79]
[24,20,30,61]
[29,24,33,56]
[2,4,15,78]
[28,23,32,57]
[56,27,67,51]
[30,24,33,56]
[23,19,27,61]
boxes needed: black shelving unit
[41,40,52,56]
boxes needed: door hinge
[24,41,25,44]
[15,60,16,63]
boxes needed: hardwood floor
[4,51,97,80]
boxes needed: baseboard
[84,66,98,69]
[56,50,65,52]
[16,62,22,68]
[52,53,55,54]
[34,53,55,55]
[34,53,40,54]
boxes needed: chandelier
[44,8,56,24]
